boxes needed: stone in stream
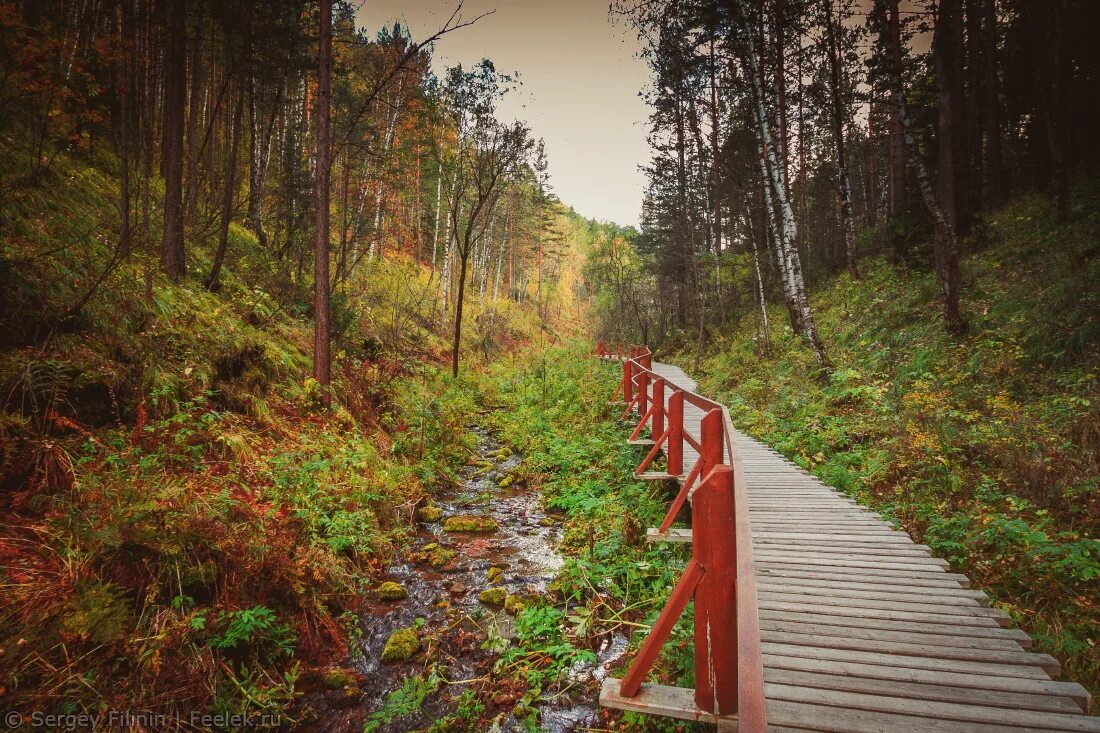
[443,514,499,533]
[415,505,443,523]
[415,543,457,569]
[486,566,503,583]
[322,668,360,698]
[380,627,419,663]
[375,581,407,600]
[478,587,507,606]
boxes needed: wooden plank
[759,575,987,600]
[760,630,1061,675]
[754,554,951,573]
[763,653,1091,709]
[756,565,972,589]
[645,527,692,543]
[756,562,971,586]
[637,471,676,481]
[757,591,1007,620]
[760,608,1033,645]
[759,600,1006,627]
[762,642,1051,679]
[757,580,983,607]
[754,541,938,557]
[600,678,738,729]
[765,683,1100,731]
[763,667,1084,714]
[753,531,917,544]
[765,698,1075,732]
[755,550,949,569]
[759,618,1028,651]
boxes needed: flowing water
[304,425,626,733]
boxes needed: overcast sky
[354,0,651,228]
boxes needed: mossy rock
[538,517,556,527]
[416,505,444,523]
[443,514,499,533]
[497,474,514,489]
[486,566,503,584]
[430,547,457,569]
[323,667,357,690]
[376,581,407,600]
[495,447,512,460]
[478,587,507,606]
[504,595,525,616]
[380,627,419,663]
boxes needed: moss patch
[376,581,407,600]
[416,543,457,569]
[415,505,443,523]
[323,668,358,690]
[443,514,499,533]
[487,566,503,583]
[504,595,525,615]
[478,587,507,606]
[380,627,419,663]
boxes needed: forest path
[602,354,1099,732]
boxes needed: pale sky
[355,1,650,228]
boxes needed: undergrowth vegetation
[680,191,1100,697]
[0,141,539,721]
[483,344,707,731]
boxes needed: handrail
[594,341,767,730]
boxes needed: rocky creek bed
[303,425,626,733]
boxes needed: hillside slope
[0,140,555,719]
[676,190,1100,697]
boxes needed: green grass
[480,343,709,731]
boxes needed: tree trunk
[934,0,966,333]
[114,0,131,257]
[183,3,204,229]
[451,251,469,378]
[978,0,1002,208]
[886,0,906,223]
[161,0,187,282]
[747,211,771,355]
[823,0,859,280]
[876,0,965,333]
[867,98,878,226]
[739,0,827,364]
[313,0,332,405]
[206,84,244,291]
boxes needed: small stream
[306,425,626,732]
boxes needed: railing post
[638,368,649,418]
[652,378,665,439]
[695,405,730,708]
[692,463,738,715]
[623,358,633,404]
[667,391,683,476]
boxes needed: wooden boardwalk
[605,357,1098,732]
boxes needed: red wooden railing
[595,341,767,731]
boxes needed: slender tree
[313,0,332,404]
[161,0,187,281]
